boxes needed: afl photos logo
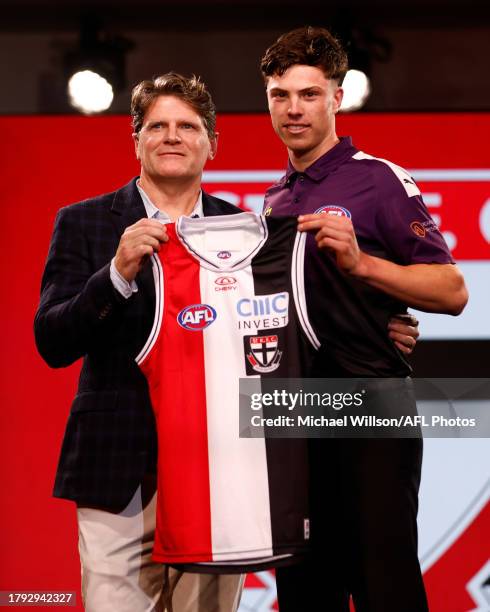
[314,205,352,218]
[177,304,217,331]
[217,251,231,259]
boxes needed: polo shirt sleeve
[372,161,454,265]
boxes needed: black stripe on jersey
[249,215,313,558]
[292,231,321,350]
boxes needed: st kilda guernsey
[136,212,321,571]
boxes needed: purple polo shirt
[264,137,454,376]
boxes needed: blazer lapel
[202,190,242,217]
[110,177,154,295]
[111,177,147,236]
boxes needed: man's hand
[297,213,367,275]
[388,313,420,355]
[114,219,168,282]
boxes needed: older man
[35,72,243,612]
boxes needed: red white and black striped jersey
[136,212,320,570]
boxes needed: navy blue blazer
[34,178,241,510]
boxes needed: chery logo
[215,276,237,286]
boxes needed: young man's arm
[298,213,468,315]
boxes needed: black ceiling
[1,0,489,32]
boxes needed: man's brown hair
[260,26,348,84]
[131,72,216,137]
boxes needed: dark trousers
[276,438,429,612]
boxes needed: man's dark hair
[131,72,216,137]
[260,26,348,84]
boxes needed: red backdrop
[0,113,488,611]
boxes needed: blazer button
[98,304,112,319]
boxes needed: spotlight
[68,70,114,114]
[340,69,371,112]
[335,23,392,112]
[64,16,132,114]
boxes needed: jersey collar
[175,212,269,272]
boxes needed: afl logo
[217,251,231,259]
[177,304,217,331]
[314,205,352,218]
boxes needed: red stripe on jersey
[141,224,212,561]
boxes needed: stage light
[334,22,392,113]
[64,16,132,115]
[340,69,371,112]
[68,70,114,114]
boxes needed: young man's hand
[388,314,420,354]
[298,213,368,276]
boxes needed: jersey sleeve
[372,161,454,265]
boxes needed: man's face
[266,64,343,163]
[133,95,217,182]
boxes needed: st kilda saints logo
[244,334,282,374]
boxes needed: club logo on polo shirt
[244,334,283,374]
[178,304,217,331]
[264,206,273,216]
[314,205,352,218]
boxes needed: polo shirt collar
[283,136,357,185]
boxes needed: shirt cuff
[110,258,138,299]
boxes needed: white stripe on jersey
[292,232,321,350]
[352,150,421,198]
[200,264,273,560]
[135,254,164,366]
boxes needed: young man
[260,27,468,612]
[34,73,244,612]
